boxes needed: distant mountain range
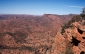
[0,14,75,54]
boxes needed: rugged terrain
[0,14,75,54]
[57,20,85,54]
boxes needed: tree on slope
[81,7,85,19]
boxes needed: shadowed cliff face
[71,36,81,46]
[0,14,74,54]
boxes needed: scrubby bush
[80,7,85,19]
[20,46,36,52]
[83,21,85,25]
[61,15,82,34]
[65,41,74,54]
[71,15,82,22]
[61,7,85,34]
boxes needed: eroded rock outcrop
[62,20,85,54]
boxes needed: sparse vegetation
[0,45,36,52]
[61,15,82,34]
[20,46,36,52]
[80,7,85,19]
[83,21,85,25]
[61,7,85,34]
[65,41,74,54]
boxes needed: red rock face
[0,14,74,54]
[62,21,85,54]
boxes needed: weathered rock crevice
[77,28,83,34]
[71,36,81,46]
[82,37,85,39]
[80,51,85,54]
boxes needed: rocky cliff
[54,19,85,54]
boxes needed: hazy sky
[0,0,85,15]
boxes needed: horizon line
[0,13,79,16]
